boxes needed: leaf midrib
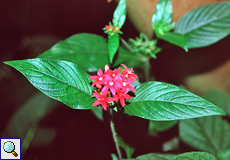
[129,100,213,109]
[14,62,92,97]
[181,13,230,35]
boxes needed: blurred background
[1,0,230,159]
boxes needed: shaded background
[1,0,230,159]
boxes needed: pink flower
[89,69,106,87]
[102,74,122,96]
[90,64,138,110]
[121,64,138,81]
[113,88,131,107]
[104,65,121,78]
[120,79,136,93]
[92,91,114,111]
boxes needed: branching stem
[109,108,122,159]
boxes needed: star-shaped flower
[92,91,114,111]
[89,69,106,87]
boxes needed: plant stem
[144,57,150,81]
[120,37,143,57]
[109,108,122,159]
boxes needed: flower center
[109,82,114,86]
[99,77,103,81]
[123,82,126,86]
[112,74,115,77]
[128,69,133,74]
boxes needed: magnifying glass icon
[3,141,18,157]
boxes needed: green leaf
[174,2,230,48]
[118,137,135,159]
[30,128,55,146]
[113,0,126,28]
[136,153,175,160]
[38,33,144,72]
[125,81,225,121]
[38,33,108,72]
[91,107,103,121]
[171,152,217,160]
[204,89,230,116]
[163,137,179,152]
[179,116,230,155]
[111,153,119,160]
[109,34,120,63]
[149,120,177,134]
[1,92,57,154]
[152,0,173,32]
[156,32,188,51]
[4,58,95,109]
[217,149,230,160]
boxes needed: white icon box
[1,138,21,160]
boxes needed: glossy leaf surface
[174,2,230,48]
[38,33,144,72]
[152,0,173,31]
[108,34,119,63]
[156,32,188,51]
[5,58,95,109]
[171,152,217,160]
[125,81,225,121]
[113,0,126,28]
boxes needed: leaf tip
[184,46,188,52]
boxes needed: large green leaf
[171,152,217,160]
[204,90,230,116]
[156,32,188,51]
[38,33,144,72]
[174,2,230,48]
[136,153,175,160]
[113,0,126,28]
[125,81,225,121]
[4,58,95,109]
[108,34,119,63]
[38,33,108,72]
[179,116,230,155]
[217,149,230,160]
[152,0,173,31]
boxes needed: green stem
[120,37,143,57]
[109,108,122,160]
[144,57,150,81]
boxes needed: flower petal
[97,69,103,76]
[93,92,102,99]
[128,85,136,92]
[101,102,107,111]
[124,94,131,99]
[110,86,117,96]
[120,98,125,107]
[92,100,101,106]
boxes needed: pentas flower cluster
[89,64,138,111]
[103,22,123,36]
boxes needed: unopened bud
[96,84,102,89]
